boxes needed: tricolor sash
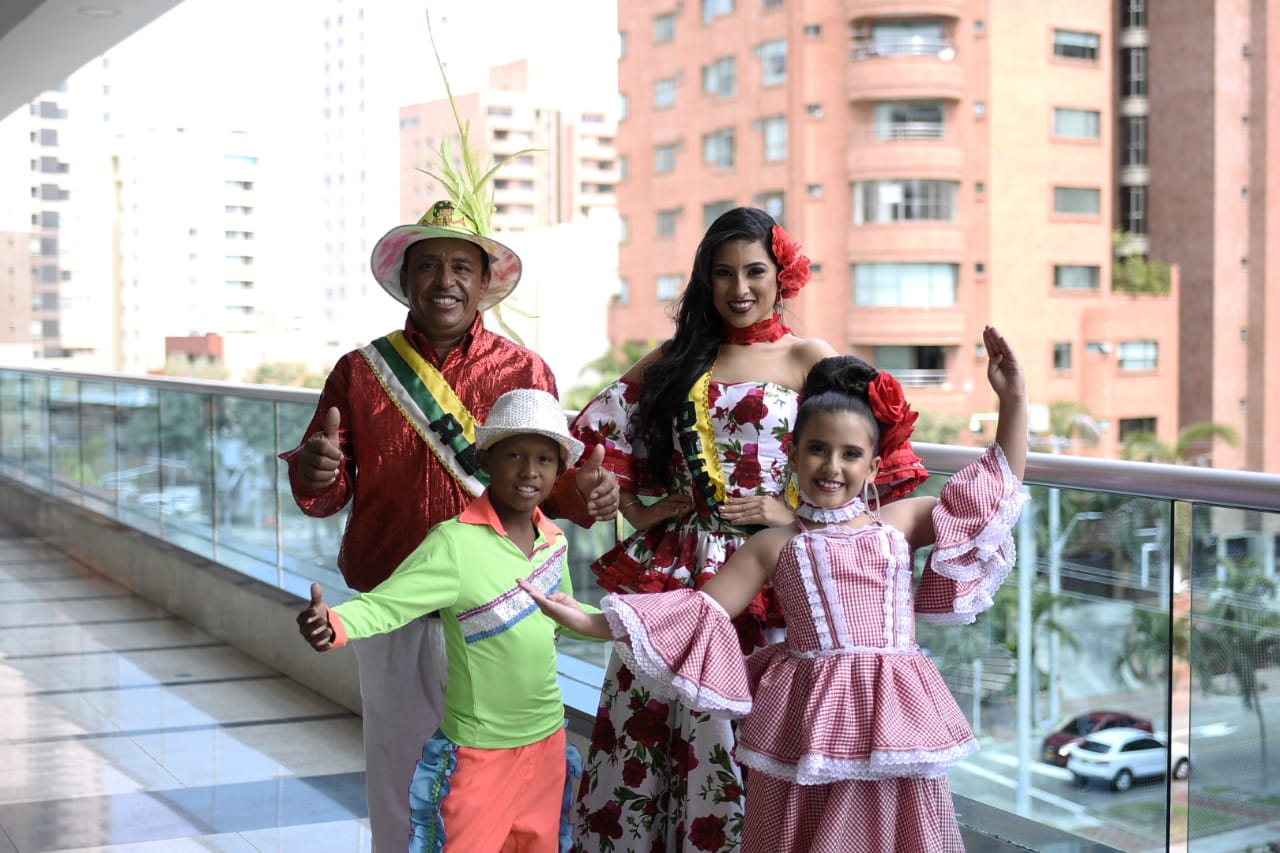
[361,330,489,497]
[675,368,799,528]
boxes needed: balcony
[2,365,1279,852]
[850,126,965,178]
[850,222,966,256]
[848,43,966,100]
[846,0,965,17]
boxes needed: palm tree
[1119,422,1239,465]
[1042,401,1103,453]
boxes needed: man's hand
[575,444,619,521]
[297,582,336,651]
[298,407,343,489]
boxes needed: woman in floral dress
[567,207,925,852]
[530,328,1028,852]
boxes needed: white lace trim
[784,643,922,658]
[738,740,979,783]
[889,531,917,649]
[795,492,866,524]
[600,594,751,718]
[792,534,837,652]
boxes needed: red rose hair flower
[771,225,811,299]
[868,371,919,458]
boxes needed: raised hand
[297,582,336,651]
[575,443,620,521]
[983,325,1025,404]
[298,407,343,489]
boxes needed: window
[656,208,682,237]
[1118,340,1158,370]
[617,278,630,304]
[702,56,736,96]
[703,0,733,24]
[655,142,680,173]
[874,345,947,385]
[1053,342,1072,371]
[702,128,735,168]
[765,0,784,7]
[1122,0,1147,30]
[619,93,628,120]
[654,77,677,108]
[757,39,787,85]
[1054,264,1100,290]
[755,191,785,225]
[803,23,821,36]
[1053,108,1101,139]
[654,13,675,42]
[1118,417,1156,439]
[619,216,629,243]
[703,199,735,228]
[619,31,628,58]
[1122,116,1147,165]
[874,101,945,140]
[657,274,684,299]
[854,180,959,223]
[1121,185,1147,234]
[1122,47,1148,96]
[761,116,787,160]
[854,263,958,307]
[619,155,628,180]
[1053,186,1101,215]
[1053,29,1100,61]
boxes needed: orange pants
[409,727,576,852]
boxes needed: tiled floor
[0,522,372,852]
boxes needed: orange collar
[460,491,562,542]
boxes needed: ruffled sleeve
[601,589,753,718]
[569,379,661,494]
[916,443,1028,626]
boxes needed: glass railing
[3,365,1278,852]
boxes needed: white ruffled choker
[795,491,867,524]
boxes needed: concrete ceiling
[0,0,185,119]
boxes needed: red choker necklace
[723,313,791,345]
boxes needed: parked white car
[1066,727,1191,792]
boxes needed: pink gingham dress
[603,444,1026,853]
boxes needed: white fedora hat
[475,389,584,467]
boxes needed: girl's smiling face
[710,238,779,331]
[789,410,881,507]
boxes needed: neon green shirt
[330,492,599,748]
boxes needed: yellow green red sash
[361,330,488,497]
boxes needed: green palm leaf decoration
[420,8,541,340]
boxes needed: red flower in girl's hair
[771,225,811,299]
[868,371,919,457]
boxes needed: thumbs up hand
[299,406,344,489]
[297,582,336,651]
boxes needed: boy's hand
[297,582,336,651]
[984,325,1025,403]
[517,578,611,639]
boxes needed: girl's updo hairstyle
[794,356,882,452]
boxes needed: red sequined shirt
[282,314,589,592]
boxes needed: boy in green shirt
[298,388,600,852]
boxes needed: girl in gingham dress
[523,326,1029,852]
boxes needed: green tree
[251,361,327,389]
[1119,421,1239,466]
[1043,401,1102,452]
[912,410,967,445]
[563,341,653,411]
[161,354,230,381]
[1112,230,1172,295]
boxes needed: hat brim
[475,427,584,469]
[370,225,522,312]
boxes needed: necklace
[794,492,867,524]
[723,312,790,345]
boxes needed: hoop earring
[863,479,881,520]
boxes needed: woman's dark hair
[794,356,881,452]
[636,207,781,478]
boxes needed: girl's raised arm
[984,325,1028,480]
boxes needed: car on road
[1040,710,1153,766]
[1066,727,1191,791]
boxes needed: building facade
[610,0,1200,464]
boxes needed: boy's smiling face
[478,433,564,517]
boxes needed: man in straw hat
[282,202,618,852]
[297,388,605,852]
